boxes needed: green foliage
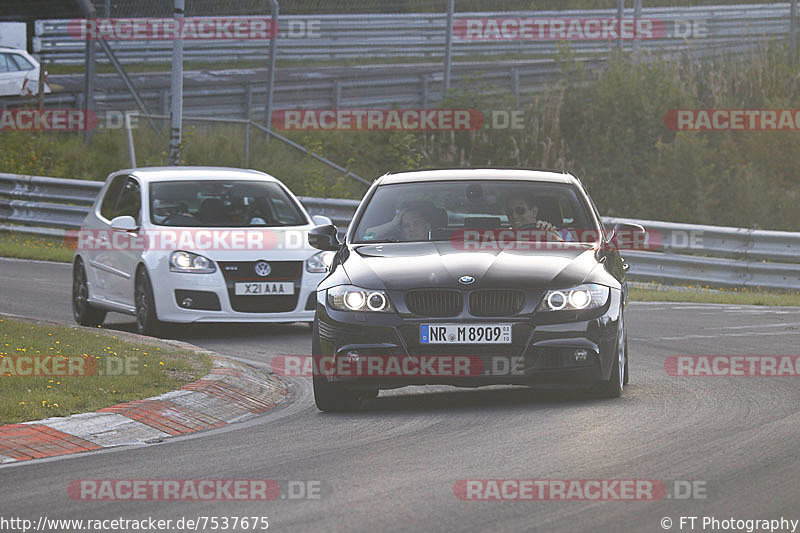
[1,45,798,229]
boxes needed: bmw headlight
[538,284,609,312]
[306,251,335,273]
[328,285,393,313]
[169,251,216,274]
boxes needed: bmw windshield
[352,180,601,244]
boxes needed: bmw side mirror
[308,224,340,251]
[312,215,333,226]
[609,222,646,251]
[110,215,138,232]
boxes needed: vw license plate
[420,324,512,344]
[234,282,295,295]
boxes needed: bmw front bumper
[314,288,623,390]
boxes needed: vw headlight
[169,251,216,274]
[306,251,335,273]
[538,284,609,312]
[328,285,393,313]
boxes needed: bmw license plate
[420,324,512,344]
[234,282,295,295]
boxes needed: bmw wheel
[594,310,625,398]
[312,321,361,412]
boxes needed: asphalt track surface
[1,257,800,533]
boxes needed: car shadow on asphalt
[100,317,311,340]
[356,385,627,414]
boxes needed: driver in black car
[505,194,562,240]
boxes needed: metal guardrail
[4,4,791,118]
[1,173,798,290]
[2,59,607,118]
[32,5,793,65]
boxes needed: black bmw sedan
[307,169,644,412]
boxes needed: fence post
[125,112,137,168]
[616,0,625,50]
[83,15,96,143]
[633,0,642,60]
[167,0,184,165]
[264,0,279,141]
[791,0,798,61]
[443,0,455,93]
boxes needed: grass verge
[629,287,800,307]
[0,316,212,425]
[0,231,74,263]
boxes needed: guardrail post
[333,80,342,108]
[75,92,85,113]
[420,75,429,108]
[511,68,520,108]
[160,89,169,116]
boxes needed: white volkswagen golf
[72,167,334,335]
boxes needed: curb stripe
[0,355,287,464]
[99,399,227,435]
[0,424,101,461]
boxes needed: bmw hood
[343,242,604,290]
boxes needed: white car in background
[0,48,50,96]
[72,167,335,335]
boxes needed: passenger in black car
[365,202,438,241]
